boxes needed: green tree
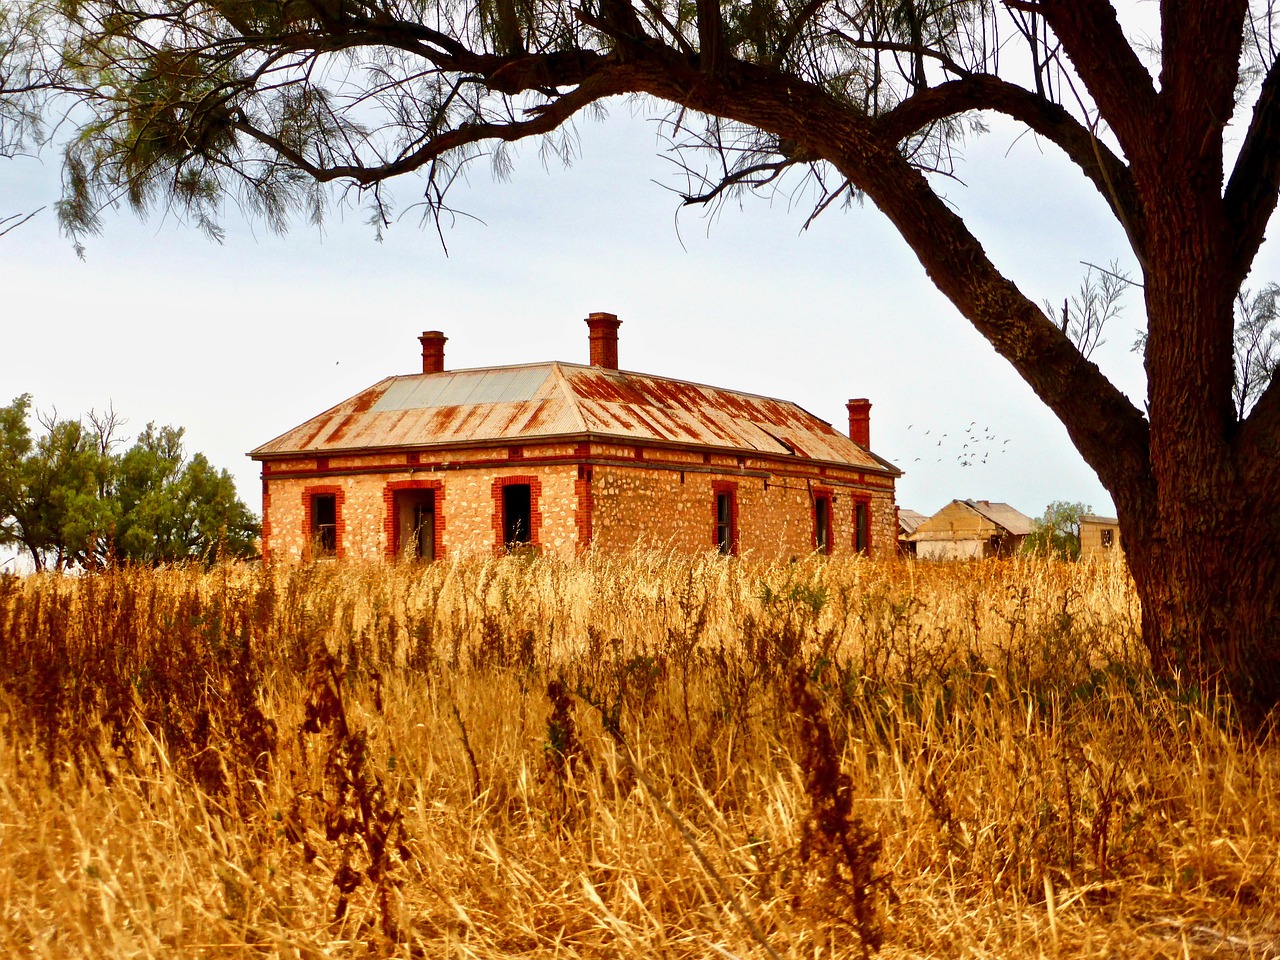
[114,423,259,563]
[1,406,115,570]
[1023,501,1090,561]
[18,4,1280,717]
[0,398,259,568]
[0,394,35,561]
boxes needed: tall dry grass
[0,553,1275,958]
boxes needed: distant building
[897,508,928,556]
[250,314,901,561]
[908,499,1034,559]
[1079,514,1122,560]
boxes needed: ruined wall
[262,464,581,561]
[589,465,896,560]
[260,451,896,562]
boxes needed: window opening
[312,494,337,556]
[716,490,737,555]
[854,501,869,554]
[1101,528,1114,548]
[503,483,533,546]
[815,495,832,555]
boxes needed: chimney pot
[419,331,447,374]
[585,312,621,370]
[847,398,871,448]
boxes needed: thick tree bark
[1122,181,1280,726]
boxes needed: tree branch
[1237,371,1280,496]
[622,60,1154,500]
[233,70,624,184]
[875,76,1145,256]
[825,33,970,79]
[1159,1,1248,159]
[1225,53,1280,291]
[680,157,795,205]
[695,0,725,74]
[1034,0,1161,170]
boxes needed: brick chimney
[847,398,871,448]
[419,331,447,374]
[585,312,621,370]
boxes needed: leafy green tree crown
[0,396,259,570]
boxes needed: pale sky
[7,95,1227,558]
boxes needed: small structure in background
[897,508,928,556]
[250,314,901,562]
[1079,514,1122,559]
[908,499,1034,559]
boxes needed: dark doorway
[503,483,532,546]
[395,489,436,560]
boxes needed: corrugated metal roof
[373,366,553,410]
[898,509,928,536]
[907,500,1035,541]
[965,500,1035,536]
[251,361,899,474]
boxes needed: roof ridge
[550,362,590,434]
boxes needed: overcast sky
[6,91,1236,559]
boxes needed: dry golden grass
[0,552,1276,958]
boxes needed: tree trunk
[1123,507,1280,728]
[1121,176,1280,726]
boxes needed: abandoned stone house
[249,314,901,562]
[908,499,1034,560]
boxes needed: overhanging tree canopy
[7,2,1280,717]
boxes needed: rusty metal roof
[908,499,1034,541]
[251,362,900,475]
[966,500,1035,536]
[898,509,929,536]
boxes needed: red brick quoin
[382,478,446,559]
[260,477,273,562]
[575,465,594,551]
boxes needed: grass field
[0,553,1276,958]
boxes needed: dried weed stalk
[789,667,887,957]
[297,644,414,943]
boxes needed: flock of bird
[906,420,1013,467]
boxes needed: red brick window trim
[383,479,445,560]
[492,475,543,553]
[260,478,273,563]
[813,488,834,555]
[575,465,594,551]
[852,496,871,555]
[712,480,739,556]
[302,485,345,560]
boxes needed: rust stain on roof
[249,362,899,475]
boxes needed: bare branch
[0,207,43,236]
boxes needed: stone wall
[589,464,896,559]
[263,464,581,561]
[261,449,897,562]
